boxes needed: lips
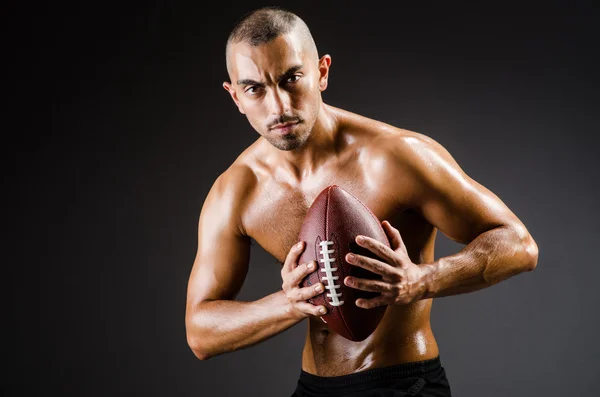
[271,121,299,130]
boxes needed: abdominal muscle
[300,298,440,376]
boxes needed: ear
[223,81,245,114]
[317,54,332,91]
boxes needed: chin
[267,129,310,151]
[271,137,304,151]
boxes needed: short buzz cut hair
[225,6,318,74]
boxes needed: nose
[266,86,291,116]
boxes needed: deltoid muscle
[319,240,344,307]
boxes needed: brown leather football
[297,184,390,341]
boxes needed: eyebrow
[237,64,303,86]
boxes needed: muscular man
[185,6,539,396]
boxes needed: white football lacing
[319,240,344,307]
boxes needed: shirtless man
[185,6,539,396]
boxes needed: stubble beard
[267,124,311,151]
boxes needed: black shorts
[290,355,452,397]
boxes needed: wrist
[420,261,438,300]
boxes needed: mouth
[271,121,300,133]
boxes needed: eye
[286,75,301,83]
[245,86,263,95]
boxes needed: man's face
[224,33,329,151]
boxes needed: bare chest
[242,164,434,265]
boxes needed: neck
[275,103,340,181]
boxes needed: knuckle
[288,245,301,259]
[394,269,404,281]
[305,289,316,300]
[286,248,294,260]
[298,262,308,273]
[290,264,301,275]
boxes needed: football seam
[327,186,356,341]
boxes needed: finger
[356,295,390,309]
[284,241,305,273]
[382,220,405,251]
[344,276,393,293]
[345,252,396,276]
[355,234,396,264]
[295,301,328,316]
[289,260,317,287]
[290,282,325,302]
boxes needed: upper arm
[398,134,528,245]
[185,167,254,313]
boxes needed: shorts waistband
[298,356,442,388]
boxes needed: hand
[343,220,429,309]
[281,241,328,319]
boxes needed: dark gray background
[6,1,599,396]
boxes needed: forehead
[228,33,308,80]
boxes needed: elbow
[522,235,539,272]
[187,333,213,361]
[508,222,539,272]
[185,312,214,361]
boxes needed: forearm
[186,289,303,360]
[422,225,538,299]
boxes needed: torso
[234,106,440,376]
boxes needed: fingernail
[346,277,354,286]
[356,236,365,243]
[347,253,355,261]
[315,284,323,292]
[307,261,315,270]
[319,307,327,314]
[296,242,303,250]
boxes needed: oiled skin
[186,27,538,377]
[240,108,439,375]
[189,104,529,375]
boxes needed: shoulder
[382,129,454,172]
[348,111,459,179]
[378,127,468,203]
[337,108,466,200]
[202,162,258,236]
[208,137,264,204]
[333,105,437,155]
[337,107,452,176]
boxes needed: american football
[297,184,391,341]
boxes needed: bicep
[406,136,522,245]
[186,177,251,309]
